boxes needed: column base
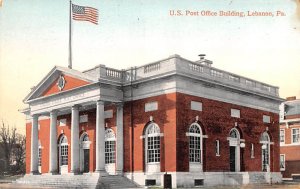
[69,170,81,175]
[94,170,108,177]
[116,170,124,176]
[45,171,59,175]
[30,171,41,175]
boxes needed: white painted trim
[291,128,300,144]
[280,143,300,147]
[280,154,285,171]
[280,129,285,144]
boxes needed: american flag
[72,4,98,25]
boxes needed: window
[230,129,238,138]
[231,109,240,118]
[263,115,271,123]
[292,128,300,143]
[280,129,285,143]
[105,129,116,164]
[145,123,161,163]
[191,101,202,111]
[280,154,285,171]
[251,143,254,158]
[60,135,68,166]
[145,102,158,112]
[188,123,202,163]
[215,140,220,156]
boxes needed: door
[83,149,90,173]
[230,146,236,172]
[262,148,269,172]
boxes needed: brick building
[21,54,283,187]
[279,96,300,179]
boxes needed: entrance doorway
[83,149,90,173]
[228,128,241,172]
[260,132,271,172]
[80,133,91,173]
[229,146,236,172]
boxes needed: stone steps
[14,174,139,189]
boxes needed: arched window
[82,134,89,141]
[145,123,161,163]
[230,129,239,138]
[60,135,68,166]
[188,123,202,163]
[105,129,116,164]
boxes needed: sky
[0,0,300,134]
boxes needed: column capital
[96,100,105,105]
[116,102,124,108]
[31,114,40,119]
[50,109,59,115]
[72,104,80,110]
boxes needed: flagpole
[68,0,72,69]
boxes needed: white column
[71,105,80,173]
[116,103,124,175]
[95,100,106,174]
[30,114,39,174]
[49,110,58,174]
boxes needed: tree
[0,121,25,175]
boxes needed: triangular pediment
[24,66,96,102]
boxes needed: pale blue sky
[0,0,299,133]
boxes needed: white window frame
[280,129,285,144]
[292,128,300,144]
[251,143,255,158]
[145,124,161,163]
[144,123,162,173]
[280,154,285,171]
[216,140,220,156]
[59,135,68,166]
[188,123,203,163]
[105,129,116,164]
[187,123,204,172]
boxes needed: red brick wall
[123,93,177,172]
[42,75,90,97]
[280,123,300,178]
[26,92,280,174]
[176,92,280,172]
[281,160,300,178]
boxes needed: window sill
[147,162,160,165]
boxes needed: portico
[24,66,124,175]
